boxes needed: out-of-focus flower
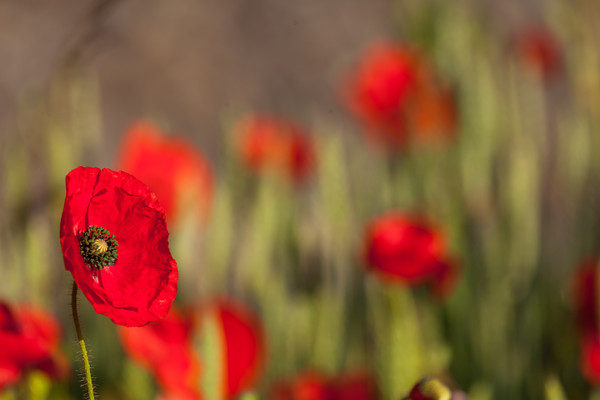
[201,300,265,399]
[236,115,315,183]
[403,377,454,400]
[514,27,562,80]
[0,301,68,391]
[408,84,457,144]
[345,43,457,150]
[158,389,203,400]
[573,261,598,334]
[60,167,178,327]
[363,213,458,298]
[117,120,214,225]
[271,371,332,400]
[119,308,201,398]
[573,260,600,383]
[580,332,600,384]
[270,370,376,400]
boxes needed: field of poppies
[2,1,600,399]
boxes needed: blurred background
[2,0,600,399]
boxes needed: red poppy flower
[116,120,214,225]
[580,332,600,384]
[60,166,178,327]
[119,308,201,397]
[271,370,376,400]
[271,372,333,400]
[0,301,68,391]
[158,389,203,400]
[345,43,457,150]
[201,300,265,399]
[363,213,458,298]
[331,371,377,400]
[236,115,315,183]
[408,85,457,144]
[514,27,562,80]
[573,260,600,383]
[406,377,452,400]
[573,260,599,334]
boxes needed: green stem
[71,281,96,400]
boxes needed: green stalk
[71,281,95,400]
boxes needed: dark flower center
[79,226,118,269]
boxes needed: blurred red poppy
[573,260,598,334]
[236,115,315,183]
[0,301,68,391]
[271,372,333,400]
[330,371,377,400]
[408,84,457,144]
[117,120,214,225]
[119,308,201,398]
[514,27,562,80]
[580,332,600,384]
[270,370,376,400]
[573,260,600,383]
[363,213,458,298]
[158,389,203,400]
[202,300,265,399]
[345,43,457,150]
[60,167,178,327]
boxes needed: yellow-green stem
[71,281,95,400]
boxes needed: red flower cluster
[117,120,214,226]
[363,213,458,298]
[0,301,67,391]
[60,167,178,327]
[204,300,265,399]
[236,115,315,183]
[346,43,457,150]
[270,370,376,400]
[514,27,562,81]
[119,308,201,399]
[573,259,600,384]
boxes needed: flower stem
[71,281,96,400]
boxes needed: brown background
[0,0,541,161]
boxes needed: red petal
[61,167,178,327]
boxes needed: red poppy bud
[236,115,315,183]
[60,167,178,327]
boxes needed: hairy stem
[71,281,96,400]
